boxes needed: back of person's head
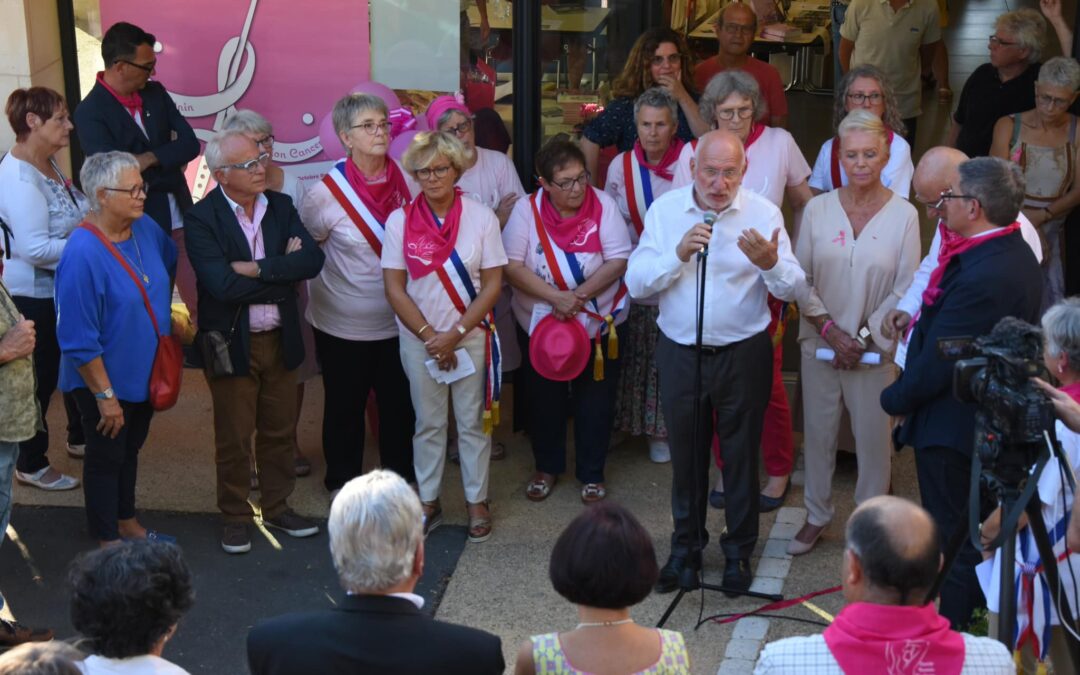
[0,642,83,675]
[549,503,658,609]
[329,470,423,593]
[845,496,940,605]
[101,22,155,68]
[69,540,194,659]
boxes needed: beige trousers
[800,339,897,527]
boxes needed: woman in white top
[70,541,194,675]
[789,110,921,556]
[300,94,418,496]
[0,87,86,492]
[604,87,682,464]
[382,131,506,543]
[673,71,813,510]
[503,140,632,505]
[808,65,914,198]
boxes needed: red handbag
[80,223,182,411]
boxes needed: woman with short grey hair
[991,55,1080,310]
[697,70,764,129]
[298,92,417,500]
[56,151,178,546]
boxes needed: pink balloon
[389,130,420,161]
[414,114,429,132]
[349,81,401,111]
[318,113,344,161]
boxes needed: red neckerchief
[742,122,766,172]
[830,129,895,188]
[1060,382,1080,405]
[344,157,411,225]
[539,187,603,253]
[823,603,965,675]
[921,221,1020,307]
[632,138,685,182]
[96,72,143,119]
[402,188,463,279]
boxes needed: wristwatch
[94,387,115,400]
[854,326,872,349]
[455,323,467,336]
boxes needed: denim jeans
[0,441,18,546]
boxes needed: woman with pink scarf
[382,131,506,543]
[503,140,632,504]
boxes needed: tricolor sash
[322,160,388,257]
[1010,513,1075,663]
[622,151,655,237]
[530,192,627,380]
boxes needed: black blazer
[246,594,505,675]
[74,80,200,233]
[880,231,1042,455]
[183,187,324,374]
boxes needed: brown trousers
[207,330,297,523]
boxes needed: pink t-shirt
[604,151,676,246]
[222,190,281,332]
[672,127,811,208]
[693,56,789,121]
[381,195,508,338]
[501,187,633,332]
[456,148,526,212]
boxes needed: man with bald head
[880,156,1042,628]
[882,146,1043,368]
[185,130,325,554]
[755,496,1014,673]
[627,130,805,593]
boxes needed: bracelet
[417,324,432,337]
[820,319,835,338]
[455,323,467,336]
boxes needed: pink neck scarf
[96,72,143,118]
[823,602,965,675]
[344,157,411,224]
[633,138,685,181]
[922,221,1020,308]
[540,187,603,253]
[1060,381,1080,405]
[402,188,463,279]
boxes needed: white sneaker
[648,439,671,464]
[14,467,80,491]
[66,443,86,459]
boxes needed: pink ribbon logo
[832,230,846,247]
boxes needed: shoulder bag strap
[79,223,161,337]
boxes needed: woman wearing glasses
[382,131,506,542]
[672,70,812,513]
[502,139,631,504]
[299,94,418,499]
[55,151,178,546]
[0,87,86,493]
[808,66,914,198]
[991,56,1080,311]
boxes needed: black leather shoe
[722,558,752,597]
[708,489,726,509]
[759,481,791,513]
[655,555,686,594]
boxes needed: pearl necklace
[575,618,634,629]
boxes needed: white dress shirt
[625,184,805,347]
[78,654,190,675]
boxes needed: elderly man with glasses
[184,131,325,555]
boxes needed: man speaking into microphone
[627,130,805,593]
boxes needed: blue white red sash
[432,247,502,433]
[322,161,386,257]
[530,192,627,380]
[1009,512,1076,662]
[622,151,655,237]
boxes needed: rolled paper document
[815,348,882,365]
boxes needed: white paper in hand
[424,348,476,384]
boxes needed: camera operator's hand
[823,324,864,369]
[881,309,911,340]
[979,508,1002,553]
[1033,377,1080,433]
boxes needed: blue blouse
[56,215,177,402]
[583,95,698,152]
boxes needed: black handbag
[196,308,241,378]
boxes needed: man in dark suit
[74,21,201,318]
[247,470,505,675]
[184,131,324,554]
[881,155,1042,629]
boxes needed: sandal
[525,472,557,502]
[422,500,443,537]
[581,483,606,504]
[491,441,506,461]
[466,500,492,543]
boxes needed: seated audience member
[69,541,195,675]
[247,470,505,675]
[514,502,690,674]
[0,642,83,675]
[754,496,1014,674]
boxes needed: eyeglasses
[988,35,1017,47]
[550,172,590,192]
[934,188,979,210]
[443,118,474,136]
[700,167,741,181]
[1037,92,1073,109]
[254,134,275,147]
[103,184,148,198]
[415,164,453,180]
[716,106,754,121]
[846,92,883,105]
[224,153,270,174]
[350,121,392,136]
[650,54,682,67]
[721,23,755,36]
[119,59,156,73]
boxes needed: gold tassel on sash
[491,400,500,427]
[593,341,604,381]
[605,315,618,359]
[483,409,493,435]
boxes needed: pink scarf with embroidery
[344,158,411,224]
[633,138,685,181]
[823,602,965,675]
[539,187,603,253]
[402,188,463,279]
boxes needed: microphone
[699,212,717,259]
